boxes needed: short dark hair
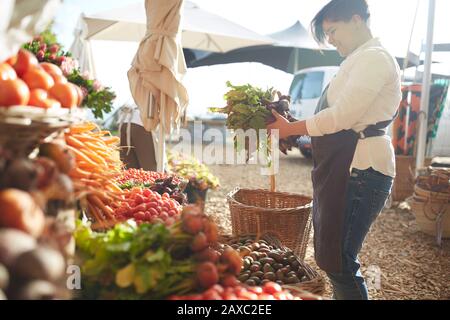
[311,0,371,45]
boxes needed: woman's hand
[267,110,309,139]
[267,110,293,139]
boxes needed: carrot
[88,195,115,220]
[69,123,96,134]
[102,136,120,145]
[66,145,99,167]
[87,203,106,227]
[69,166,92,179]
[66,135,88,149]
[84,141,109,152]
[79,148,108,167]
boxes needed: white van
[289,66,339,158]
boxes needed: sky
[51,0,450,118]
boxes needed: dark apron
[311,86,395,274]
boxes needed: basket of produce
[408,167,450,240]
[169,281,324,300]
[218,234,325,296]
[74,206,242,300]
[227,188,313,260]
[167,151,219,210]
[0,106,78,156]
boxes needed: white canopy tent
[74,1,273,51]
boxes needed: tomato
[74,84,84,106]
[0,79,30,107]
[0,63,17,80]
[5,55,17,66]
[40,62,63,76]
[13,49,38,77]
[22,68,55,90]
[48,82,78,108]
[51,73,68,84]
[146,202,158,209]
[29,88,47,106]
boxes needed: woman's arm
[267,110,308,139]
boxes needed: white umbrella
[79,1,273,52]
[128,0,189,172]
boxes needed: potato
[0,264,9,290]
[1,159,40,191]
[12,280,57,300]
[0,189,45,237]
[13,246,65,281]
[0,229,36,267]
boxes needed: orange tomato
[0,79,30,107]
[5,55,18,66]
[74,85,84,106]
[29,88,47,106]
[22,68,55,91]
[39,62,63,76]
[13,49,38,77]
[50,73,68,84]
[0,63,17,81]
[48,82,78,108]
[29,89,62,109]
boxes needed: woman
[268,0,401,300]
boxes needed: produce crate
[220,234,325,296]
[227,188,312,260]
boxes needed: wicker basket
[392,156,432,201]
[0,106,81,156]
[220,234,325,296]
[409,197,450,238]
[227,188,313,260]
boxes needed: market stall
[0,26,322,300]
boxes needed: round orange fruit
[0,63,17,81]
[22,68,55,91]
[48,82,78,108]
[0,79,30,107]
[13,49,38,77]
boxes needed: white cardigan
[306,38,402,178]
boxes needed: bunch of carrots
[65,122,125,228]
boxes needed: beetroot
[196,262,219,289]
[191,232,209,252]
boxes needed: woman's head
[311,0,372,57]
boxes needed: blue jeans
[327,167,393,300]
